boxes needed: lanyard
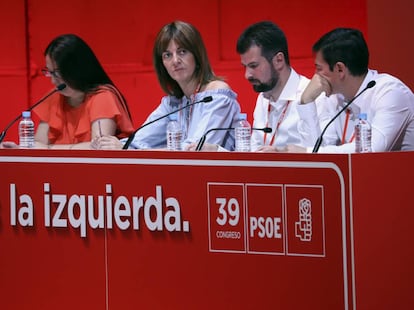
[264,100,291,146]
[341,110,355,144]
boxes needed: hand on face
[301,74,332,104]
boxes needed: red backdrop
[1,0,411,143]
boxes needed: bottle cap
[358,113,367,120]
[169,113,178,121]
[239,113,247,120]
[22,111,31,118]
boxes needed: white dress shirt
[297,69,414,153]
[251,68,310,151]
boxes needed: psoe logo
[295,198,312,242]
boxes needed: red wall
[367,0,414,91]
[0,1,28,141]
[0,0,381,142]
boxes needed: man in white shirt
[237,21,311,152]
[188,21,311,152]
[286,28,414,153]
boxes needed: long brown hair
[153,20,218,98]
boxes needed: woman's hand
[92,136,123,150]
[0,141,19,149]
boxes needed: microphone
[195,126,272,151]
[312,80,376,153]
[254,127,273,133]
[122,95,213,149]
[0,83,66,143]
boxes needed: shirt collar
[345,69,377,117]
[268,68,300,110]
[279,68,301,102]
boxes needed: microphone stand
[195,127,233,151]
[122,95,213,149]
[0,83,66,143]
[312,80,376,153]
[195,126,272,151]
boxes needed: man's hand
[301,74,332,104]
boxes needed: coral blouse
[34,85,134,144]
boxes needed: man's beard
[249,66,279,93]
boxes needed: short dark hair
[312,28,369,76]
[236,21,290,65]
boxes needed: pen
[98,120,103,137]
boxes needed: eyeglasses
[41,68,62,79]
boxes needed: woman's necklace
[180,84,201,137]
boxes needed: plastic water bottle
[355,113,372,153]
[19,111,35,148]
[166,113,182,151]
[235,113,251,152]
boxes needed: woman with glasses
[94,20,241,150]
[33,33,134,149]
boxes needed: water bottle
[19,111,35,148]
[235,113,251,152]
[355,113,372,153]
[166,113,183,151]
